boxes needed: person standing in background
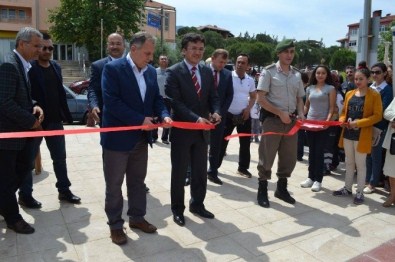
[18,32,81,208]
[207,49,234,185]
[0,27,44,234]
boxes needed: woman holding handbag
[382,97,395,207]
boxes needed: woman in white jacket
[382,96,395,207]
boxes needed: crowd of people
[1,27,394,247]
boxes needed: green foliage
[329,48,356,71]
[177,26,199,36]
[48,0,145,61]
[153,40,181,67]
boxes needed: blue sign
[147,13,161,29]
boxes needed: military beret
[275,39,295,53]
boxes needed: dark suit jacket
[217,68,234,117]
[100,57,169,151]
[29,60,73,125]
[0,52,37,150]
[165,61,221,143]
[88,56,112,111]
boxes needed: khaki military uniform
[256,62,305,180]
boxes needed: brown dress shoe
[129,219,157,233]
[110,229,127,245]
[7,219,35,234]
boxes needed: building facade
[337,10,395,52]
[0,0,176,62]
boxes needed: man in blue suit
[101,32,171,245]
[0,27,44,234]
[88,32,125,126]
[207,49,234,185]
[18,32,81,208]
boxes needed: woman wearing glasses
[365,63,393,194]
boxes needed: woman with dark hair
[365,62,393,194]
[333,68,382,205]
[300,65,336,192]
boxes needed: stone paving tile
[1,125,395,261]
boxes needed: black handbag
[390,133,395,155]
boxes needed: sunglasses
[370,70,382,75]
[42,46,54,51]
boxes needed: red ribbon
[224,119,342,140]
[0,121,215,139]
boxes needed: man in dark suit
[88,32,125,126]
[0,27,44,234]
[101,32,171,245]
[18,32,80,209]
[207,49,234,185]
[165,33,221,227]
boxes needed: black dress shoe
[237,168,252,178]
[18,196,42,209]
[173,214,185,226]
[189,207,214,219]
[7,219,35,234]
[207,174,223,185]
[59,191,81,204]
[162,140,170,145]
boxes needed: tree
[48,0,145,61]
[177,26,199,36]
[377,21,395,63]
[329,48,356,71]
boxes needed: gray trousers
[257,117,297,180]
[103,139,148,230]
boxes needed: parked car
[64,85,89,124]
[69,79,90,95]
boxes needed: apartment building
[0,0,176,62]
[337,10,395,52]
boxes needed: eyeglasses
[42,46,54,51]
[370,70,382,75]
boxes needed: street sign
[147,12,161,29]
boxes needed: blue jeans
[366,130,385,186]
[19,122,71,197]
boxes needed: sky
[166,0,395,47]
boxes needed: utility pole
[160,6,164,54]
[359,0,371,65]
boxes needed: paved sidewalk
[1,125,394,261]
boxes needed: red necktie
[191,66,201,98]
[213,70,218,88]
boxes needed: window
[18,10,26,20]
[1,9,7,19]
[164,12,169,31]
[350,28,358,35]
[379,24,387,32]
[8,9,16,19]
[348,40,357,47]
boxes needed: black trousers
[0,139,36,225]
[170,128,208,215]
[208,118,226,175]
[219,112,251,170]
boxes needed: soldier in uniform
[255,39,305,208]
